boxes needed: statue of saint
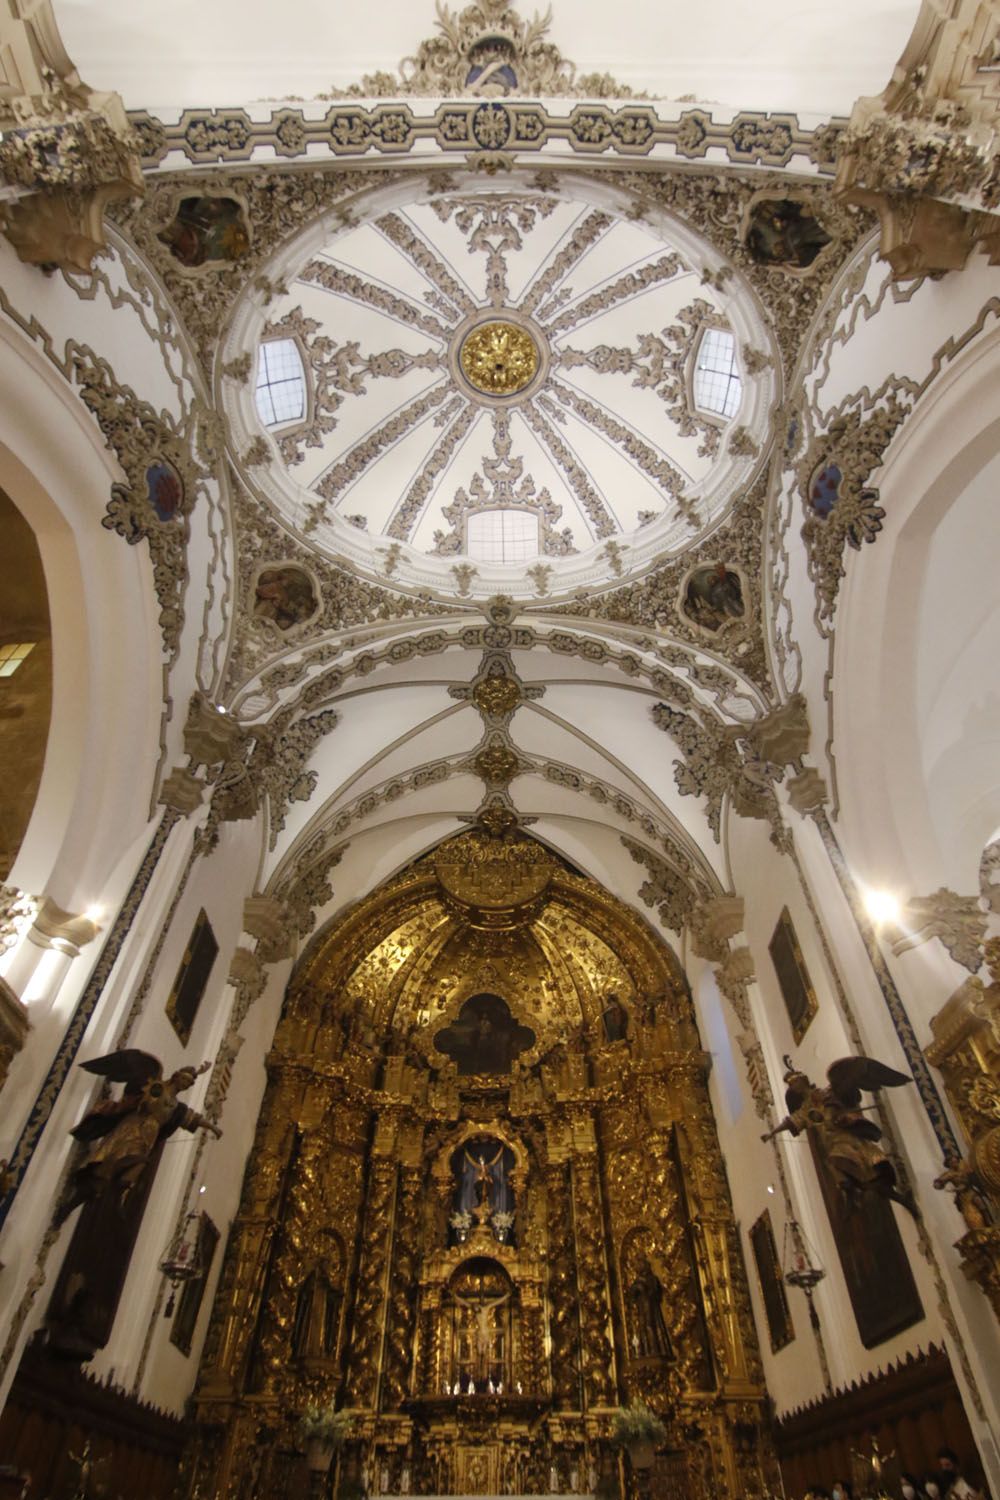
[627,1258,673,1359]
[58,1050,221,1223]
[762,1054,914,1213]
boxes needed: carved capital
[30,896,100,955]
[716,946,756,1028]
[926,975,987,1066]
[688,896,745,962]
[785,766,828,816]
[158,766,205,814]
[745,694,811,767]
[242,895,294,961]
[892,887,988,972]
[184,694,247,766]
[0,976,30,1093]
[834,1,1000,278]
[0,885,38,956]
[0,0,143,274]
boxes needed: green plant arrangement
[611,1401,668,1467]
[296,1404,353,1468]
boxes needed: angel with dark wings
[762,1054,915,1213]
[56,1050,221,1224]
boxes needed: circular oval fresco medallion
[460,320,539,397]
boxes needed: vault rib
[546,377,688,499]
[519,208,614,318]
[375,212,478,321]
[541,251,684,338]
[385,398,478,542]
[301,257,454,341]
[521,398,618,541]
[307,380,455,523]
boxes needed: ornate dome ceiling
[222,174,778,600]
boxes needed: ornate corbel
[0,3,143,271]
[835,0,1000,277]
[743,694,811,769]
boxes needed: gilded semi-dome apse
[223,174,778,599]
[292,831,689,1059]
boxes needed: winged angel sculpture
[762,1055,915,1214]
[57,1050,221,1224]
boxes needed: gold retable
[460,320,539,396]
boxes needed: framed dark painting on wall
[748,1208,794,1352]
[810,1134,923,1349]
[768,907,819,1043]
[170,1213,220,1357]
[166,908,219,1045]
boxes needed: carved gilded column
[381,1162,423,1408]
[927,959,1000,1319]
[346,1155,398,1408]
[545,1159,581,1407]
[570,1134,617,1407]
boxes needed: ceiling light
[864,888,901,926]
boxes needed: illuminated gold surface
[460,321,538,396]
[192,832,776,1500]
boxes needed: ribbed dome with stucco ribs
[222,174,777,597]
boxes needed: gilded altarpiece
[190,833,776,1500]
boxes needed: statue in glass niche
[762,1055,915,1213]
[57,1051,221,1224]
[627,1258,673,1359]
[452,1136,515,1244]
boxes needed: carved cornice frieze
[243,895,295,962]
[184,694,247,766]
[0,2,142,271]
[834,0,1000,276]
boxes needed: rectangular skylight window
[0,642,36,678]
[466,509,539,565]
[693,328,742,420]
[255,338,307,427]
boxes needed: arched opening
[0,485,52,883]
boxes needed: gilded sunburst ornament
[460,321,538,396]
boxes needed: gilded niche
[189,831,776,1500]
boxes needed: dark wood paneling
[0,1347,184,1500]
[774,1345,982,1499]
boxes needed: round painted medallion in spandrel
[460,320,538,396]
